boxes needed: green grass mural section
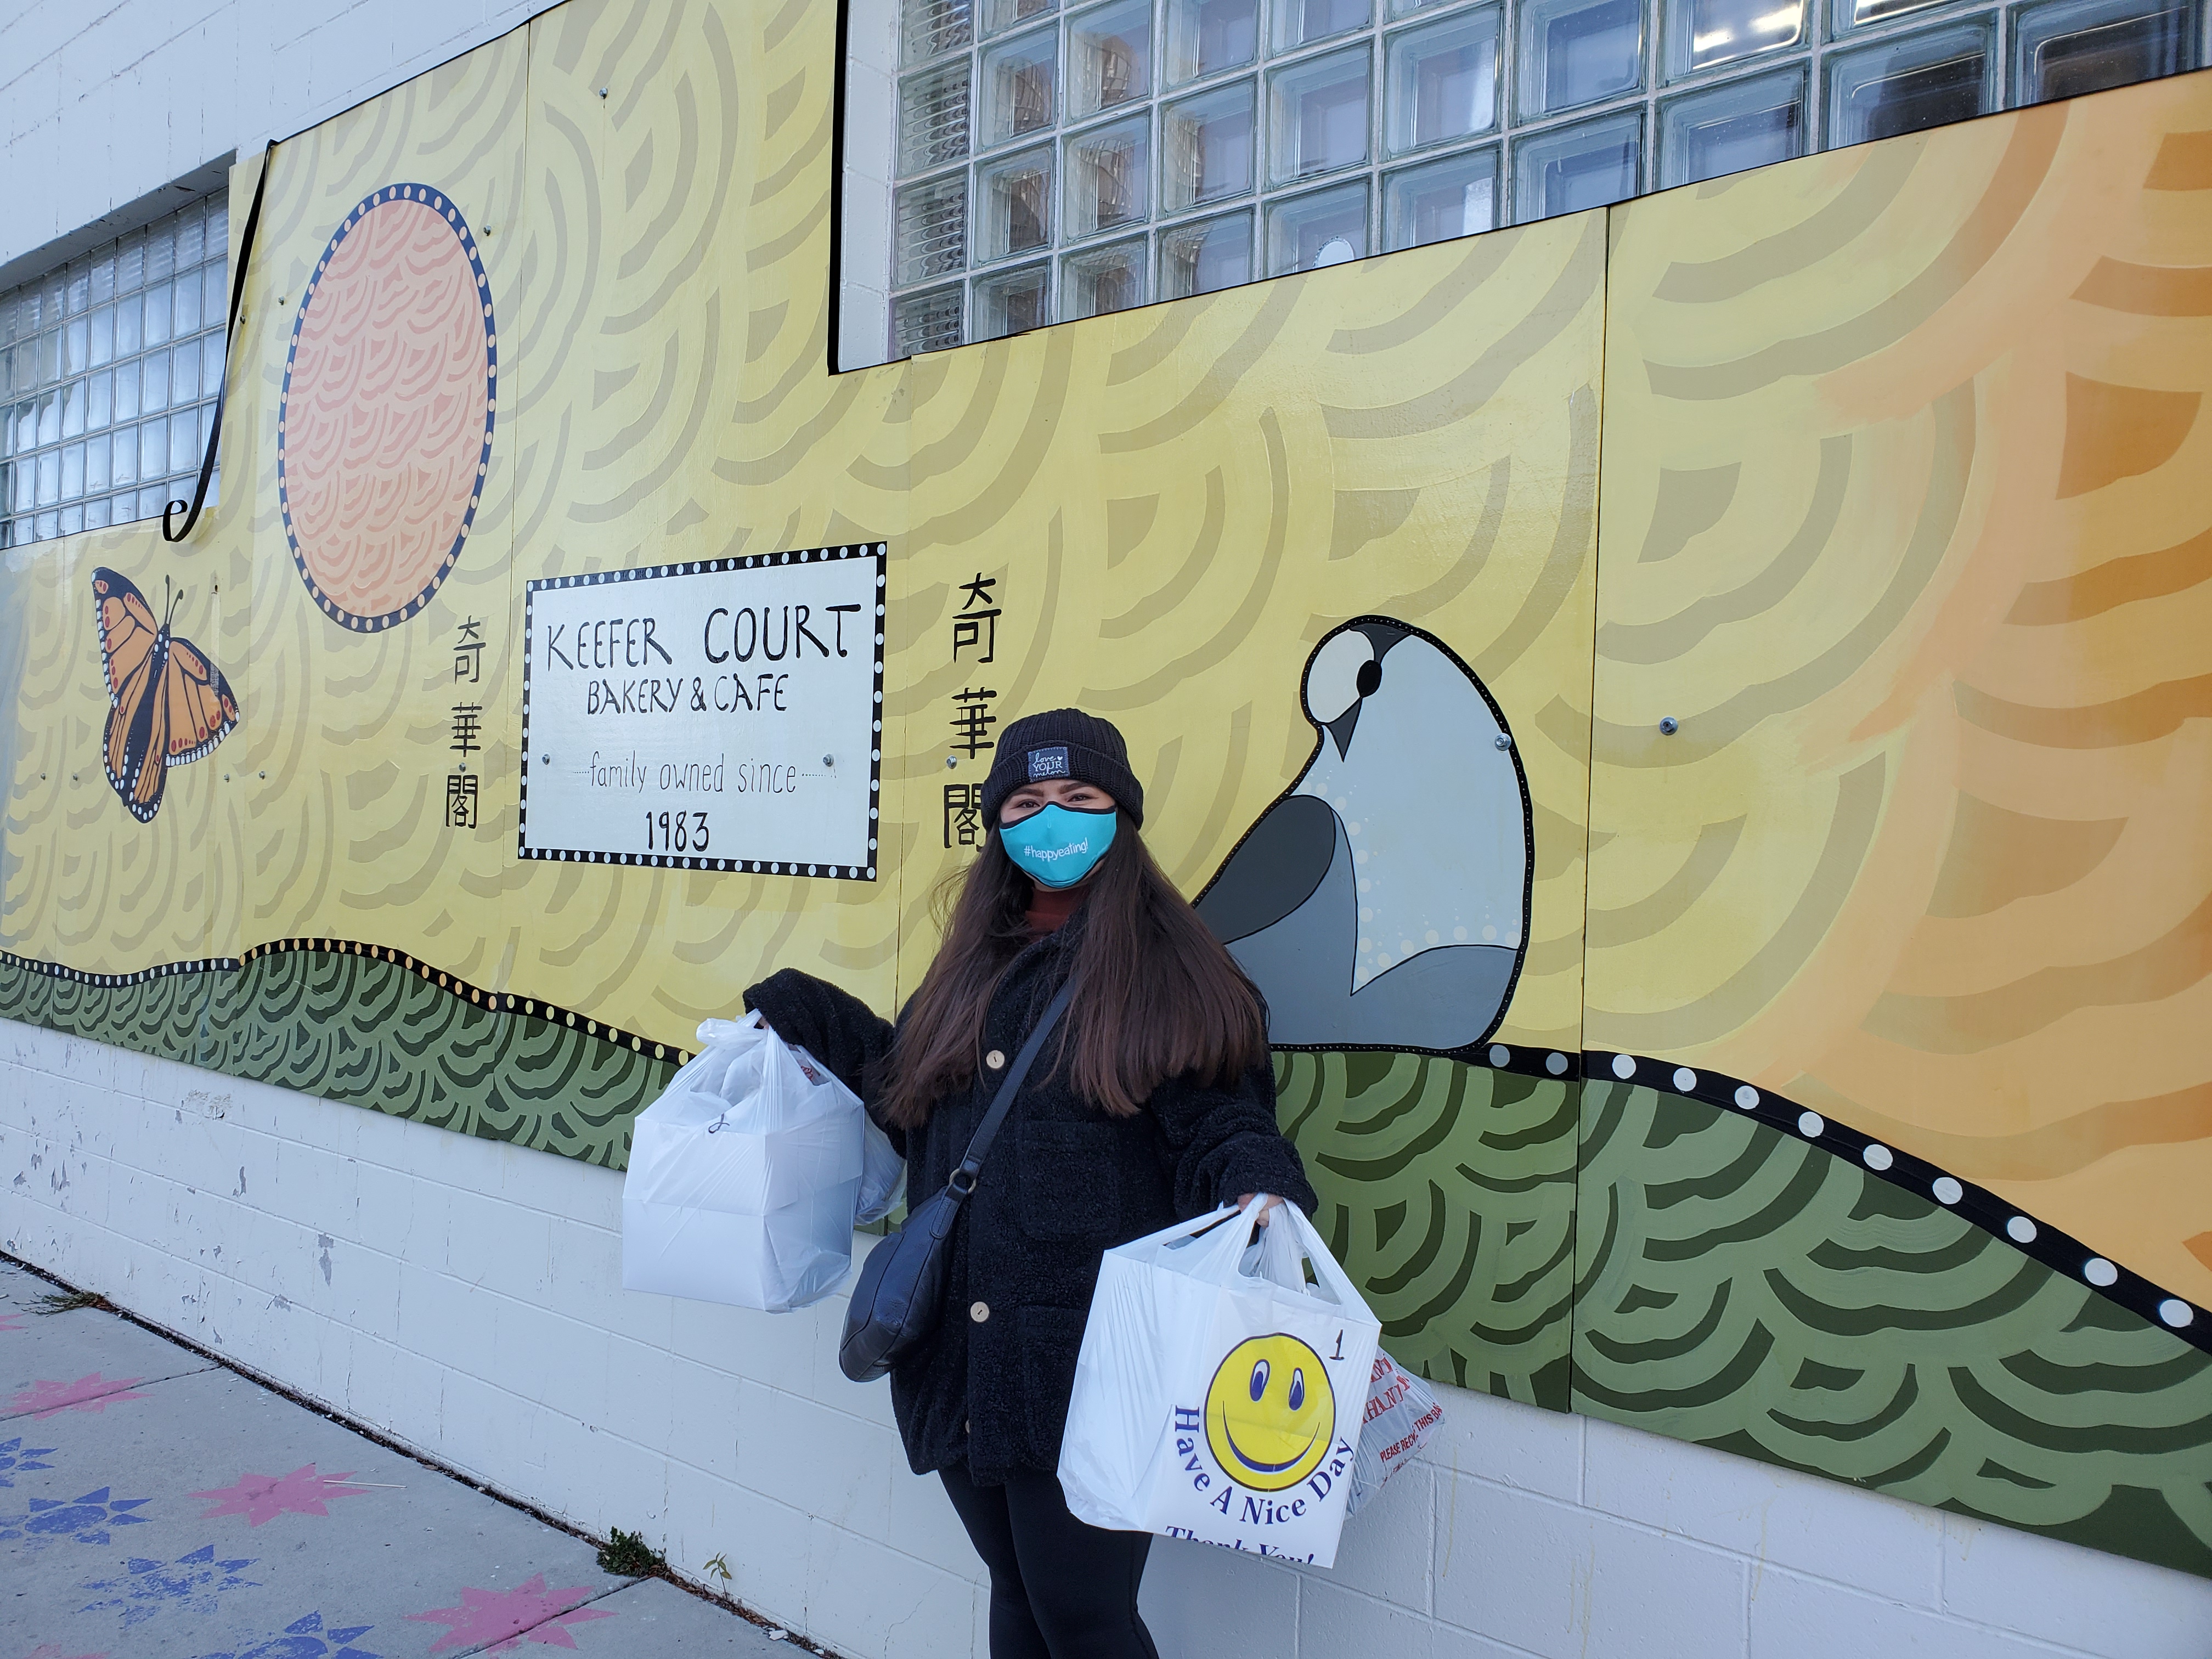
[1278,1051,1576,1410]
[1574,1079,2212,1577]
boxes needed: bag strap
[944,979,1076,1199]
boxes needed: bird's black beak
[1324,703,1360,759]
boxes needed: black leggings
[939,1465,1159,1659]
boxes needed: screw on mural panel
[597,1526,667,1576]
[34,1289,114,1314]
[1658,716,1680,735]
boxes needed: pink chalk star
[0,1311,27,1333]
[6,1373,148,1419]
[190,1463,375,1526]
[19,1646,109,1658]
[407,1574,617,1652]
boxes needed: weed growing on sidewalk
[33,1289,113,1314]
[598,1526,667,1576]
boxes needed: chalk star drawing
[79,1544,258,1628]
[7,1374,149,1419]
[190,1464,375,1526]
[18,1644,109,1658]
[194,1609,381,1659]
[0,1309,26,1331]
[0,1487,153,1545]
[0,1435,59,1486]
[406,1575,617,1652]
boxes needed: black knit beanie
[980,709,1144,827]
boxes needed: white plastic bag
[1057,1196,1382,1567]
[1345,1351,1444,1516]
[856,1115,905,1226]
[621,1013,865,1311]
[776,1035,905,1226]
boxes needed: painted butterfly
[91,566,240,824]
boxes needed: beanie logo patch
[1026,746,1070,782]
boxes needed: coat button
[970,1301,990,1323]
[985,1049,1006,1070]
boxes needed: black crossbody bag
[838,981,1075,1384]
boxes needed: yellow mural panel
[1588,77,2212,1307]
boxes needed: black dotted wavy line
[235,939,699,1066]
[0,950,242,987]
[1577,1047,2208,1356]
[0,945,699,1070]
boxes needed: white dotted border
[1587,1048,2208,1350]
[516,544,887,882]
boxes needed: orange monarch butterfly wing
[104,640,159,796]
[129,650,177,817]
[91,567,160,704]
[161,633,240,766]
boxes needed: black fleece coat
[743,911,1317,1487]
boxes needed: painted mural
[0,0,2206,1580]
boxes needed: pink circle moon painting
[278,184,496,631]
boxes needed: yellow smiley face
[1204,1334,1336,1492]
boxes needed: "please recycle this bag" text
[1057,1196,1381,1567]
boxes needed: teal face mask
[1000,803,1118,889]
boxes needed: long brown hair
[880,812,1268,1127]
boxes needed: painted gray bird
[1196,617,1530,1053]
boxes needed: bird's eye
[1356,660,1382,697]
[1304,630,1376,725]
[1289,1370,1306,1412]
[1249,1359,1270,1401]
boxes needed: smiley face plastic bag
[1057,1196,1381,1567]
[621,1011,865,1312]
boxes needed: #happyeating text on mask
[1000,803,1118,889]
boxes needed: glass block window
[0,192,229,549]
[2009,0,2191,98]
[1660,63,1807,180]
[1826,18,1994,141]
[873,0,2205,359]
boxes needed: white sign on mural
[519,546,885,878]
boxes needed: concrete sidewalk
[1,1258,788,1658]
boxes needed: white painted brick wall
[0,0,563,277]
[3,1019,2208,1659]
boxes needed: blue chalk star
[196,1609,381,1659]
[80,1542,259,1628]
[0,1435,59,1486]
[0,1484,153,1545]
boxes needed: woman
[744,708,1316,1659]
